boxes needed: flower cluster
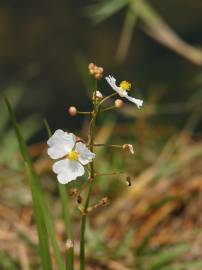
[88,63,104,79]
[48,63,143,184]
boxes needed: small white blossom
[93,90,103,101]
[47,129,95,184]
[105,75,143,109]
[96,91,103,99]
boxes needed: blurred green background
[0,0,202,140]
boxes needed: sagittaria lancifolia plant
[6,62,143,270]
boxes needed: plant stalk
[79,78,97,270]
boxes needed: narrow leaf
[5,97,64,270]
[131,0,202,66]
[85,0,128,24]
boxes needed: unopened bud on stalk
[115,99,123,108]
[68,106,77,116]
[122,144,134,154]
[89,69,94,75]
[98,67,103,74]
[88,63,95,70]
[95,73,102,80]
[88,62,104,79]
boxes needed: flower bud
[68,106,77,116]
[94,66,99,73]
[95,73,102,80]
[88,63,95,70]
[89,68,95,75]
[88,63,104,79]
[115,99,123,108]
[98,67,104,74]
[122,144,134,154]
[93,90,103,101]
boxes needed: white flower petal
[105,75,143,108]
[47,129,76,159]
[128,144,134,154]
[53,159,84,184]
[75,142,95,165]
[105,75,122,95]
[125,94,143,109]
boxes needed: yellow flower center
[119,80,131,91]
[68,150,79,161]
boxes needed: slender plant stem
[100,106,116,112]
[77,111,92,115]
[95,172,123,177]
[93,143,122,148]
[99,92,117,105]
[80,78,97,270]
[58,184,74,270]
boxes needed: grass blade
[85,0,128,24]
[116,6,138,62]
[25,164,53,270]
[5,97,64,270]
[148,244,189,270]
[0,85,23,136]
[131,0,202,66]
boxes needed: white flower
[47,129,95,184]
[105,75,143,109]
[93,90,103,101]
[96,91,103,100]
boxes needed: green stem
[80,78,97,270]
[58,184,74,270]
[100,106,116,112]
[93,143,122,148]
[77,111,91,115]
[99,92,117,105]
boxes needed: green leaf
[116,7,138,62]
[85,0,129,24]
[0,115,41,168]
[148,244,189,270]
[5,97,65,270]
[0,250,19,270]
[131,0,202,66]
[0,85,23,137]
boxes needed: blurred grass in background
[0,0,202,135]
[0,0,202,269]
